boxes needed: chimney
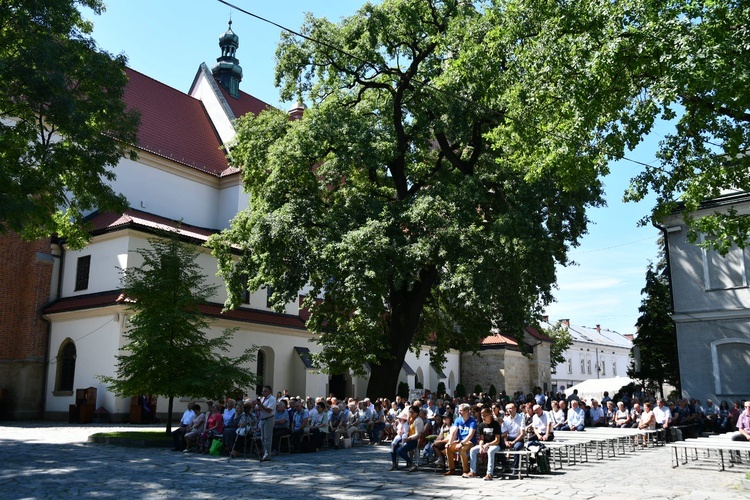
[560,319,570,327]
[596,324,601,333]
[624,334,634,341]
[288,101,307,121]
[541,315,549,323]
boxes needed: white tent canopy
[563,377,634,402]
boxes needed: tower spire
[212,20,243,98]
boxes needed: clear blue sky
[86,0,663,336]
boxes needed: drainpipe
[40,239,64,420]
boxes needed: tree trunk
[365,266,437,398]
[165,396,174,435]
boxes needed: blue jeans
[469,444,500,475]
[369,422,385,443]
[391,439,418,466]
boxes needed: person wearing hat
[389,405,423,472]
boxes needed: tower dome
[212,20,243,98]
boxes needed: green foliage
[0,0,139,247]
[99,230,257,430]
[436,381,446,396]
[455,383,466,398]
[543,321,574,375]
[473,384,483,395]
[611,0,750,251]
[629,256,680,392]
[415,381,423,389]
[211,0,613,397]
[397,381,409,400]
[488,384,497,398]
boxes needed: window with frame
[55,340,76,392]
[612,358,617,376]
[580,356,585,374]
[600,359,606,376]
[567,358,572,374]
[74,255,91,291]
[587,357,592,374]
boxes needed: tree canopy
[212,0,747,397]
[211,0,621,397]
[101,231,256,432]
[544,321,573,375]
[0,0,138,248]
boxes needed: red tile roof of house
[123,68,231,176]
[87,208,217,241]
[217,84,271,119]
[480,326,550,349]
[43,290,307,329]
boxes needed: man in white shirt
[562,400,585,431]
[172,402,195,451]
[257,386,276,461]
[589,399,606,427]
[531,405,553,441]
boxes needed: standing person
[731,401,750,441]
[257,385,276,461]
[172,402,195,451]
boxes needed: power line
[569,235,658,255]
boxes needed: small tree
[397,381,409,400]
[473,384,483,395]
[455,384,466,398]
[543,321,573,374]
[436,381,446,397]
[100,230,257,433]
[488,384,497,399]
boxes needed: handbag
[209,438,223,456]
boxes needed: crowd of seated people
[171,386,748,471]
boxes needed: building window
[600,359,606,376]
[612,358,617,376]
[587,357,592,374]
[580,356,585,374]
[711,338,750,395]
[240,274,250,304]
[702,239,746,290]
[75,255,91,291]
[55,340,76,392]
[567,358,572,374]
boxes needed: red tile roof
[480,326,549,349]
[217,84,271,119]
[123,68,229,175]
[43,290,307,330]
[87,208,217,241]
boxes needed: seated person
[182,404,205,452]
[272,401,291,452]
[630,403,644,428]
[549,401,565,431]
[503,405,524,472]
[356,400,374,440]
[290,399,310,451]
[310,401,329,449]
[432,413,452,469]
[368,401,386,445]
[198,404,224,453]
[530,404,554,442]
[172,402,195,451]
[444,403,477,476]
[615,401,632,428]
[731,401,750,441]
[560,400,585,431]
[334,402,358,447]
[604,400,616,427]
[468,408,505,480]
[589,399,606,427]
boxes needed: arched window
[586,356,592,374]
[55,340,76,392]
[580,356,585,374]
[567,358,572,374]
[600,359,606,376]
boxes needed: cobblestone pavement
[0,423,747,499]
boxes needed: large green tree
[211,0,623,398]
[101,231,257,433]
[0,0,139,248]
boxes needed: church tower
[211,20,243,98]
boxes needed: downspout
[40,239,64,420]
